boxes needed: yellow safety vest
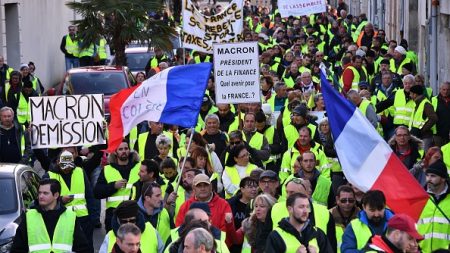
[168,228,229,253]
[311,175,331,206]
[393,89,415,126]
[79,42,95,58]
[107,222,158,253]
[409,98,431,130]
[16,93,29,125]
[339,66,368,91]
[350,219,373,250]
[389,57,413,75]
[49,167,88,217]
[441,143,450,175]
[194,55,211,63]
[242,132,264,150]
[273,226,319,253]
[97,38,107,60]
[26,209,76,253]
[283,123,317,149]
[224,163,257,198]
[104,163,141,208]
[65,35,79,57]
[335,225,344,253]
[418,196,450,251]
[150,55,168,68]
[358,99,371,116]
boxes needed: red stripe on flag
[106,84,141,153]
[371,153,429,220]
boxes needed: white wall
[0,0,76,89]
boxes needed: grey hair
[0,106,14,116]
[117,223,141,240]
[188,228,214,251]
[274,82,286,92]
[155,134,172,147]
[402,74,415,84]
[205,114,220,124]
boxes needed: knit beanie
[114,200,139,219]
[426,159,449,179]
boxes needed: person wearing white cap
[389,45,415,75]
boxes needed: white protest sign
[309,111,326,124]
[214,42,260,104]
[182,0,244,53]
[29,94,106,149]
[278,0,327,18]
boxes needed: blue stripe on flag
[160,63,212,128]
[320,72,356,140]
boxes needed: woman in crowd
[191,146,222,193]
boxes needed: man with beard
[362,214,423,253]
[130,159,166,201]
[341,190,394,252]
[418,159,450,251]
[94,141,141,231]
[266,192,333,252]
[164,168,201,219]
[215,104,236,133]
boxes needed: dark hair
[39,178,61,195]
[188,131,208,147]
[341,56,352,65]
[255,111,266,123]
[180,156,196,169]
[160,158,177,170]
[190,146,214,175]
[239,176,258,188]
[362,190,386,210]
[142,181,161,198]
[352,55,363,62]
[226,143,248,167]
[286,192,308,208]
[141,159,160,177]
[336,185,355,198]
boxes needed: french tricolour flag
[320,72,428,220]
[107,63,212,153]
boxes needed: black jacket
[265,218,332,253]
[435,94,450,140]
[11,202,91,253]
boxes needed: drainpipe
[430,0,439,94]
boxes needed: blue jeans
[88,165,102,223]
[65,57,79,71]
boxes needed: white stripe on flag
[334,110,390,191]
[121,68,171,135]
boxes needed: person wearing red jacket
[175,174,237,247]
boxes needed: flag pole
[173,127,195,193]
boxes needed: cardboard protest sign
[182,0,244,53]
[213,42,260,104]
[29,94,106,148]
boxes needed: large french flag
[320,72,428,220]
[107,63,212,152]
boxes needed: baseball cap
[387,213,424,240]
[259,170,278,181]
[193,174,211,186]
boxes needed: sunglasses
[230,141,241,145]
[119,217,137,224]
[340,198,355,204]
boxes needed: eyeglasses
[339,198,355,204]
[260,179,277,184]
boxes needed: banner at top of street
[278,0,327,18]
[182,0,244,54]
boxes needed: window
[20,171,40,210]
[0,178,17,214]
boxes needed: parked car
[48,66,136,119]
[122,47,154,76]
[0,164,41,253]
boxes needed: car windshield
[68,72,128,95]
[126,52,153,71]
[0,178,17,214]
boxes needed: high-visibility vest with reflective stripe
[335,225,344,253]
[49,167,88,217]
[409,98,431,130]
[280,144,327,183]
[194,55,210,63]
[224,164,257,198]
[311,175,331,206]
[155,208,171,243]
[283,123,317,149]
[65,35,79,57]
[107,222,158,253]
[79,43,95,58]
[97,38,107,59]
[389,57,413,75]
[350,219,373,250]
[271,201,330,236]
[393,89,415,125]
[150,55,168,68]
[104,163,141,208]
[16,93,29,124]
[26,209,76,252]
[418,196,450,251]
[273,226,319,253]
